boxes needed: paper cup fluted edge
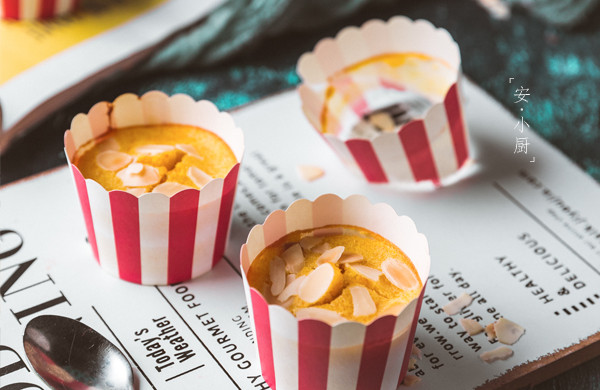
[297,17,469,185]
[64,90,244,285]
[240,194,431,390]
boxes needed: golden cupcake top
[247,224,422,324]
[73,124,238,196]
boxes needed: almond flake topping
[402,374,421,387]
[96,151,132,171]
[350,285,376,317]
[459,318,484,336]
[152,182,193,197]
[298,263,336,304]
[125,188,147,196]
[175,144,203,159]
[485,322,497,341]
[382,258,419,290]
[135,144,174,155]
[269,256,286,296]
[339,253,364,264]
[311,242,331,254]
[442,293,473,315]
[349,264,382,281]
[494,318,525,345]
[296,164,325,182]
[316,246,345,265]
[277,275,306,302]
[116,164,160,187]
[187,167,213,188]
[480,346,514,363]
[299,236,322,251]
[281,244,305,273]
[295,307,347,326]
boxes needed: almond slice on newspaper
[494,318,525,345]
[277,275,306,302]
[117,164,160,187]
[136,144,174,155]
[295,307,347,326]
[152,182,193,197]
[299,236,322,251]
[408,357,417,370]
[350,285,376,317]
[339,253,364,264]
[382,258,419,290]
[187,167,213,188]
[96,151,132,171]
[402,374,421,387]
[485,322,497,341]
[442,293,473,315]
[316,246,345,265]
[459,318,484,336]
[175,144,203,159]
[311,242,331,254]
[349,264,382,281]
[298,263,343,305]
[411,344,423,360]
[269,256,286,296]
[296,165,325,182]
[281,244,305,273]
[480,346,514,363]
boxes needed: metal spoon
[23,314,134,390]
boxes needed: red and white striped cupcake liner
[297,17,470,185]
[64,91,244,285]
[1,0,79,20]
[241,194,431,390]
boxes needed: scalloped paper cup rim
[296,17,470,185]
[240,194,431,389]
[64,91,244,285]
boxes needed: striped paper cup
[64,91,244,285]
[297,17,469,185]
[1,0,79,20]
[241,194,431,390]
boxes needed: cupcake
[1,0,79,20]
[241,194,431,390]
[298,17,469,185]
[64,91,244,285]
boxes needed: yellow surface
[74,124,237,193]
[0,0,168,84]
[247,225,423,324]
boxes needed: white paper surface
[1,79,599,390]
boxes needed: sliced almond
[152,182,193,197]
[96,151,132,171]
[313,226,343,236]
[311,242,331,254]
[281,244,304,273]
[442,293,473,315]
[286,274,296,285]
[175,144,203,159]
[407,357,417,371]
[295,307,347,326]
[136,144,174,155]
[125,188,147,196]
[485,322,497,341]
[316,246,345,265]
[116,164,160,187]
[269,256,286,296]
[96,137,120,152]
[298,263,343,305]
[277,275,306,302]
[368,112,395,132]
[459,318,484,336]
[494,318,525,345]
[296,165,325,182]
[402,374,421,387]
[411,344,422,360]
[338,253,364,264]
[349,264,382,281]
[350,285,376,317]
[187,166,213,188]
[480,346,513,363]
[382,258,419,290]
[299,236,322,251]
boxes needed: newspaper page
[1,79,599,389]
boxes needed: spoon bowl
[23,314,134,390]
